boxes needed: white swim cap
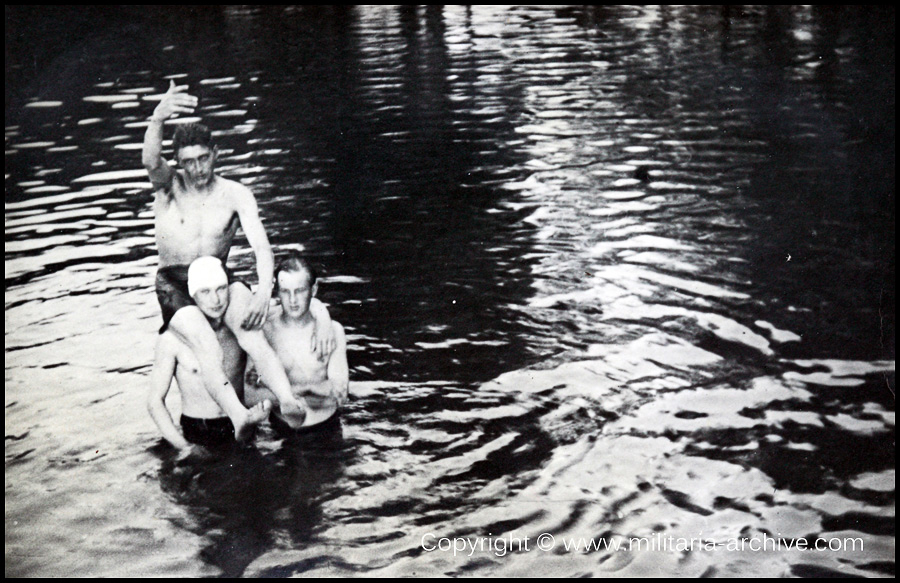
[187,256,228,297]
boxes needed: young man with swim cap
[143,80,335,438]
[148,257,271,452]
[245,252,349,433]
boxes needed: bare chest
[155,188,239,263]
[174,326,245,387]
[266,323,327,384]
[156,194,238,239]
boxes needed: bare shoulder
[217,177,257,206]
[254,303,280,340]
[216,174,248,192]
[155,331,181,359]
[264,303,285,329]
[152,171,184,206]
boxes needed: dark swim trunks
[269,409,342,437]
[156,265,193,334]
[155,263,241,334]
[180,415,237,448]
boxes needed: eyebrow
[179,152,211,160]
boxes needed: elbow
[141,149,154,167]
[147,395,162,416]
[142,156,159,173]
[335,379,349,402]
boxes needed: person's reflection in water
[268,417,348,548]
[154,422,349,578]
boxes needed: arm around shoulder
[310,298,336,356]
[327,322,349,404]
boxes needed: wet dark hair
[274,251,318,291]
[172,122,214,157]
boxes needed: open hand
[152,79,198,122]
[310,319,337,361]
[241,289,270,330]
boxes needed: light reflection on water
[5,5,894,578]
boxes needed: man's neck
[179,172,217,196]
[280,309,315,328]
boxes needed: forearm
[142,117,165,169]
[295,377,348,407]
[255,245,274,297]
[294,379,337,399]
[144,80,196,169]
[249,378,334,404]
[148,399,191,450]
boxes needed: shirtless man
[148,257,271,453]
[143,80,332,439]
[245,252,349,432]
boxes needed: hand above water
[241,289,270,330]
[310,318,336,361]
[151,79,198,122]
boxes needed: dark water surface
[6,6,894,577]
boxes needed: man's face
[193,280,230,321]
[176,144,216,188]
[277,269,316,320]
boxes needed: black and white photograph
[5,5,894,577]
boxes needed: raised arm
[232,184,275,330]
[143,80,197,189]
[147,337,191,451]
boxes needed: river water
[5,5,894,577]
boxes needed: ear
[311,281,319,298]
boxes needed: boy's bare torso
[154,173,242,267]
[163,323,247,418]
[264,308,330,387]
